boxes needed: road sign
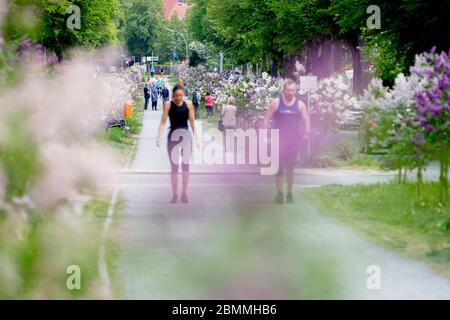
[299,76,318,90]
[147,56,159,62]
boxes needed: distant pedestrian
[156,78,163,96]
[183,81,190,98]
[221,97,237,151]
[151,84,159,111]
[192,88,200,117]
[222,97,237,129]
[143,83,151,110]
[204,92,214,117]
[162,85,170,102]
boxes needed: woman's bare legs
[170,172,178,202]
[181,171,189,203]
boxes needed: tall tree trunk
[282,53,299,79]
[417,166,423,198]
[242,63,248,75]
[307,40,339,79]
[320,41,333,78]
[349,31,364,96]
[332,40,345,74]
[270,51,284,77]
[308,45,319,77]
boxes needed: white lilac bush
[310,74,357,135]
[180,67,282,127]
[357,48,449,203]
[215,72,282,127]
[363,75,429,186]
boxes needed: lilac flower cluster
[411,48,450,139]
[17,37,59,66]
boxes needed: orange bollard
[124,101,133,119]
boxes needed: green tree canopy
[122,0,163,57]
[3,0,121,57]
[154,15,190,63]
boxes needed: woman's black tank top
[169,100,189,132]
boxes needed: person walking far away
[192,88,200,118]
[156,84,200,204]
[156,78,163,96]
[150,65,155,77]
[162,85,170,103]
[221,96,237,152]
[263,79,310,204]
[183,81,190,98]
[222,97,237,129]
[204,92,214,117]
[151,84,159,111]
[143,83,151,111]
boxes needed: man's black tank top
[169,100,189,132]
[273,95,302,139]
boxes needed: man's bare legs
[275,167,295,204]
[286,167,295,203]
[275,170,285,204]
[276,174,284,193]
[286,167,295,193]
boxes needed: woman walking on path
[221,97,237,129]
[156,84,200,204]
[204,92,214,117]
[221,97,237,152]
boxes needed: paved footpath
[114,98,450,299]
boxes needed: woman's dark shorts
[167,129,192,173]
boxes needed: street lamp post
[166,28,189,62]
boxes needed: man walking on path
[143,83,151,110]
[263,79,310,204]
[151,84,159,111]
[192,88,200,117]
